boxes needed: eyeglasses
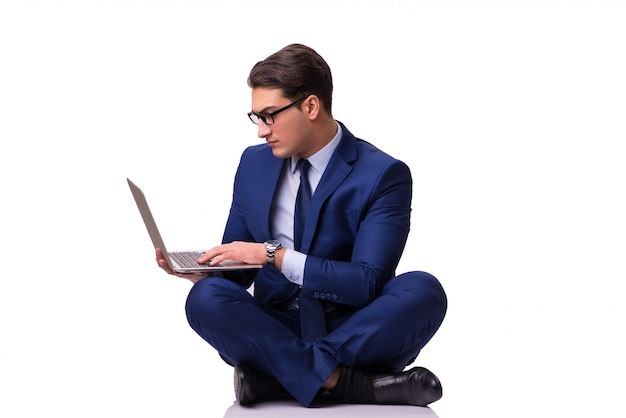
[247,97,307,125]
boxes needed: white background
[1,1,625,417]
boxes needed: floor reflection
[223,400,439,417]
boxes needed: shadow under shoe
[234,364,293,406]
[373,366,442,406]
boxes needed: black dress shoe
[234,364,292,406]
[372,366,442,406]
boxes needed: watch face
[266,240,280,249]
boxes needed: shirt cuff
[281,249,306,286]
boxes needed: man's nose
[257,120,271,138]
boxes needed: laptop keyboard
[170,251,206,268]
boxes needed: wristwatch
[264,240,282,265]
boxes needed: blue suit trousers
[185,271,447,406]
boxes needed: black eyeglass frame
[247,97,307,125]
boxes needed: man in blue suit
[156,43,447,408]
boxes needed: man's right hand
[155,248,210,284]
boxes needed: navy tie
[294,159,327,342]
[294,159,312,252]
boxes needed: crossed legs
[185,271,447,406]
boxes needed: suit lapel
[300,125,357,252]
[259,156,287,238]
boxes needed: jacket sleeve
[301,158,412,308]
[217,150,260,290]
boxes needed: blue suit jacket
[222,122,412,312]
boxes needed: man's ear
[304,95,321,120]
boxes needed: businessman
[156,43,447,408]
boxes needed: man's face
[250,87,311,159]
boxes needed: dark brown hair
[247,44,333,115]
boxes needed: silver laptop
[127,178,263,273]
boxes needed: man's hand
[198,241,267,267]
[155,248,209,284]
